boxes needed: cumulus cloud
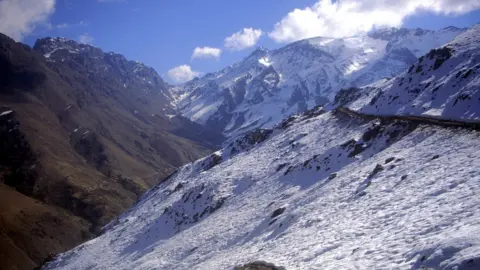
[224,28,263,51]
[269,0,480,42]
[78,33,94,44]
[167,65,200,83]
[192,47,222,60]
[0,0,56,41]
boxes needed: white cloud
[0,0,56,41]
[167,65,200,83]
[192,47,222,60]
[56,20,88,29]
[55,23,69,29]
[78,33,94,44]
[269,0,480,42]
[224,28,263,51]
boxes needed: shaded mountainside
[172,26,465,139]
[32,37,224,148]
[0,33,217,270]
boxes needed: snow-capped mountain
[173,27,465,139]
[345,25,480,123]
[43,26,480,270]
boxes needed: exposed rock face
[0,109,37,195]
[235,261,285,270]
[0,33,217,270]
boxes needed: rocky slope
[43,27,480,270]
[0,34,219,270]
[344,25,480,123]
[173,26,465,139]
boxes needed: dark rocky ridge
[0,33,219,270]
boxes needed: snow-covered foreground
[44,106,480,269]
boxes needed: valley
[41,26,480,270]
[0,14,478,270]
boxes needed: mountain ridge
[0,32,218,270]
[42,25,480,270]
[171,26,466,140]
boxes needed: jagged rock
[271,207,286,219]
[369,164,385,178]
[235,261,285,270]
[385,157,395,164]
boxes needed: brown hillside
[0,33,219,270]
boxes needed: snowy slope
[44,104,480,268]
[40,26,480,270]
[346,25,480,123]
[173,27,465,138]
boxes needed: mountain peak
[33,36,101,59]
[172,26,468,139]
[246,46,269,59]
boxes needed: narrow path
[334,107,480,131]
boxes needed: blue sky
[1,0,479,83]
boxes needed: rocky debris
[334,87,361,106]
[348,143,368,158]
[276,163,288,172]
[277,115,297,130]
[245,129,273,145]
[271,207,286,219]
[354,164,385,197]
[284,116,418,182]
[328,173,337,180]
[199,153,222,172]
[426,47,452,70]
[385,157,396,164]
[172,182,184,193]
[299,105,325,120]
[235,261,285,270]
[229,128,273,156]
[162,184,228,231]
[340,139,357,150]
[339,139,367,158]
[368,165,385,180]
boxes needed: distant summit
[171,26,466,139]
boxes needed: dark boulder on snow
[271,207,286,219]
[235,261,286,270]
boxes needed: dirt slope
[0,33,215,270]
